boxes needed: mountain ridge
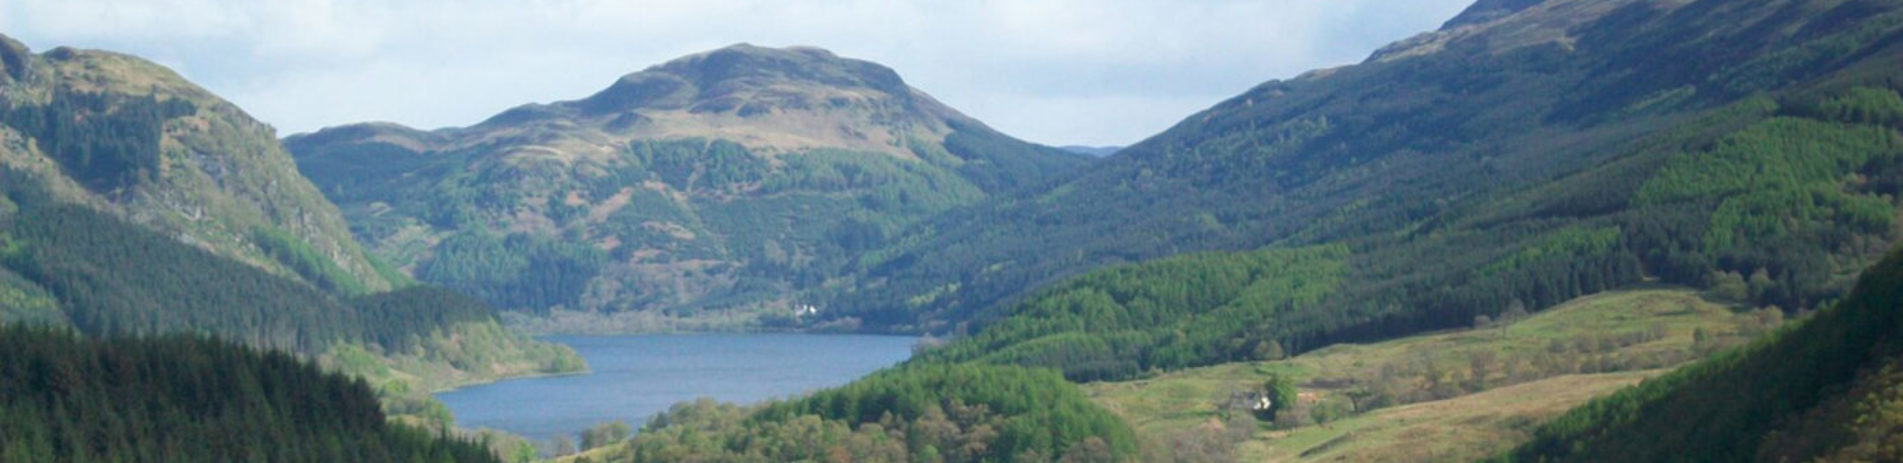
[829,0,1903,335]
[0,34,401,294]
[287,44,1090,327]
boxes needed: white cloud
[0,0,1474,146]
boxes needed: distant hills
[286,44,1089,329]
[1059,145,1121,157]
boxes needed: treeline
[610,364,1137,463]
[0,88,195,192]
[415,230,605,314]
[0,175,497,354]
[1489,245,1903,462]
[918,246,1347,381]
[824,0,1903,338]
[254,225,372,295]
[0,326,499,463]
[347,286,500,350]
[915,82,1903,383]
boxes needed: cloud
[0,0,1474,145]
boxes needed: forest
[905,76,1903,384]
[0,326,500,463]
[0,183,491,354]
[0,88,195,192]
[587,363,1135,463]
[823,0,1903,339]
[1490,243,1903,462]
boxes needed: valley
[5,0,1903,462]
[435,334,914,441]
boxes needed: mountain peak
[569,43,915,117]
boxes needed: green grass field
[1084,288,1773,461]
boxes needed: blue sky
[0,0,1474,146]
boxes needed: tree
[549,436,576,456]
[1258,374,1298,422]
[1252,339,1286,361]
[1707,271,1750,303]
[581,420,632,450]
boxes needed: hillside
[0,34,401,295]
[567,363,1136,463]
[0,171,582,422]
[1081,289,1775,462]
[1492,244,1903,462]
[286,44,1089,330]
[517,1,1903,460]
[0,35,584,426]
[830,0,1903,341]
[0,326,501,463]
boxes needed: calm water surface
[435,334,915,440]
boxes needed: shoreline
[430,368,593,394]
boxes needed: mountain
[1493,244,1903,462]
[0,35,402,295]
[1059,145,1122,157]
[0,35,582,422]
[285,44,1090,329]
[620,1,1903,460]
[829,0,1903,341]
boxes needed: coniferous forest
[11,0,1903,462]
[0,326,500,463]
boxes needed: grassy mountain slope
[0,34,400,295]
[833,0,1903,337]
[0,176,582,420]
[1492,244,1903,462]
[0,326,501,463]
[1082,288,1774,462]
[830,1,1903,387]
[286,45,1088,329]
[0,36,584,427]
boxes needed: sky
[0,0,1474,147]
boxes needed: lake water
[435,334,915,441]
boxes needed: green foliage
[627,138,769,192]
[0,177,516,356]
[626,364,1137,462]
[1,196,361,352]
[0,88,195,191]
[1477,227,1621,277]
[920,245,1349,381]
[346,286,498,350]
[1632,118,1899,205]
[579,421,632,451]
[0,266,60,326]
[1491,246,1903,462]
[831,0,1903,341]
[0,326,500,463]
[291,104,1084,318]
[1263,374,1297,420]
[254,225,370,295]
[415,230,605,313]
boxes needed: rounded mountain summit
[285,44,1091,332]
